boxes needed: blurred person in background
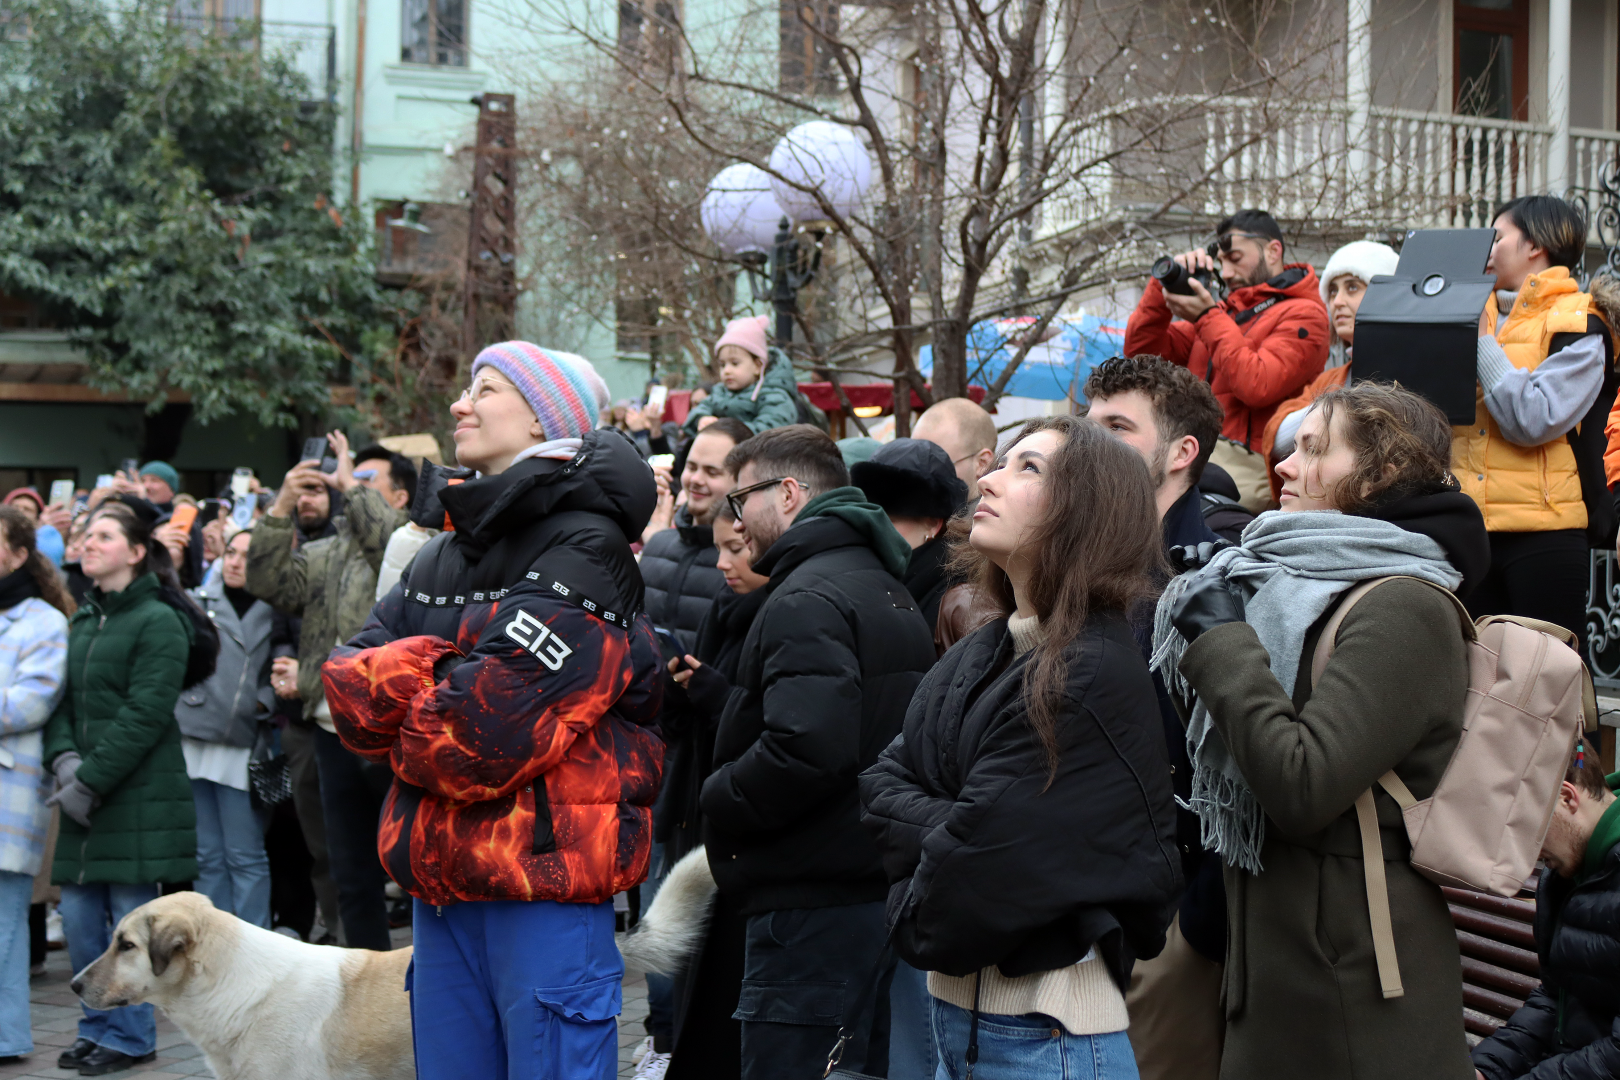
[1,490,64,570]
[851,438,968,632]
[175,526,274,929]
[0,506,71,1065]
[683,316,803,437]
[912,397,999,501]
[246,434,410,951]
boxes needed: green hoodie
[1579,770,1620,881]
[798,486,913,579]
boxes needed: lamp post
[701,122,872,348]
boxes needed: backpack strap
[1309,575,1472,1002]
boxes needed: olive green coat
[1179,578,1473,1080]
[43,573,197,886]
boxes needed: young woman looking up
[44,499,201,1075]
[862,416,1181,1080]
[1152,382,1491,1080]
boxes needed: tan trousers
[1126,913,1225,1080]
[1208,439,1276,514]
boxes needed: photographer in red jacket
[322,343,663,1080]
[1125,209,1330,511]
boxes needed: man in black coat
[1474,751,1620,1080]
[700,425,935,1080]
[1085,354,1232,1080]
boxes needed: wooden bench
[1446,873,1540,1046]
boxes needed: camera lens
[1151,256,1191,294]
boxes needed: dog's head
[72,892,216,1009]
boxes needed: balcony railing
[1040,97,1620,239]
[167,14,336,100]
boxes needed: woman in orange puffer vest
[1460,196,1617,654]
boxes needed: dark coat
[1149,483,1228,962]
[1179,578,1474,1080]
[700,494,935,914]
[640,509,728,653]
[901,535,951,633]
[322,430,665,905]
[655,585,768,864]
[860,614,1181,990]
[1474,838,1620,1080]
[43,573,197,885]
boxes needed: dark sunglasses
[725,476,810,520]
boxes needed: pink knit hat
[714,315,769,364]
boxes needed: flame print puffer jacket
[322,432,664,906]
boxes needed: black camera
[1151,256,1223,298]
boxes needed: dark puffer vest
[323,431,666,905]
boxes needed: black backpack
[158,584,220,691]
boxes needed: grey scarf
[1149,510,1461,874]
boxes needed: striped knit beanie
[471,341,598,441]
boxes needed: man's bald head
[913,397,998,498]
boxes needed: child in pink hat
[682,315,803,436]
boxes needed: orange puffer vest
[1452,267,1596,533]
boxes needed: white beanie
[1318,241,1401,304]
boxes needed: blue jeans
[60,883,161,1056]
[889,960,937,1080]
[931,998,1139,1080]
[191,779,271,928]
[407,897,621,1080]
[0,871,33,1055]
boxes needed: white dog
[71,892,414,1080]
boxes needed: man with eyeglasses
[698,425,935,1080]
[1125,208,1330,513]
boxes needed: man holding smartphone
[245,433,412,950]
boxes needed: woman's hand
[641,464,677,542]
[272,656,300,699]
[154,520,189,567]
[670,654,703,687]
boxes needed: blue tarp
[918,315,1127,402]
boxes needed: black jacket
[861,613,1181,990]
[641,508,728,652]
[1474,841,1620,1080]
[1150,484,1229,962]
[903,534,952,632]
[700,503,935,914]
[655,585,768,863]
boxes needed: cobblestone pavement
[0,921,652,1079]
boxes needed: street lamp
[701,122,872,347]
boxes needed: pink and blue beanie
[471,341,599,441]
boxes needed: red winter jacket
[1125,264,1330,449]
[321,434,665,907]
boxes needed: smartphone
[652,626,684,659]
[645,384,669,417]
[168,503,198,533]
[48,480,74,507]
[230,467,253,498]
[301,437,328,464]
[94,474,115,490]
[120,458,140,478]
[648,453,676,471]
[232,496,254,529]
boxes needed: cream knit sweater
[925,612,1130,1035]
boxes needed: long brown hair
[1308,382,1453,514]
[0,507,75,618]
[947,416,1163,775]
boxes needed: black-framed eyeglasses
[726,476,808,520]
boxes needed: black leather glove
[1168,540,1233,575]
[1170,570,1247,643]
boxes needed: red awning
[796,383,986,414]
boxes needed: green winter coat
[245,485,406,719]
[683,347,803,436]
[1178,578,1473,1080]
[43,573,197,886]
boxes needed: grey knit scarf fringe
[1149,510,1461,875]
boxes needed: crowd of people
[0,193,1618,1080]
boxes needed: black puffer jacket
[902,534,951,632]
[655,586,769,865]
[700,491,935,914]
[641,508,728,652]
[860,613,1181,989]
[1474,836,1620,1080]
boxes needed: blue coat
[0,597,68,876]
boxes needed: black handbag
[248,754,292,808]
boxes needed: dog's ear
[147,912,190,977]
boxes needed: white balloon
[768,121,872,222]
[700,163,787,256]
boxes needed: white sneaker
[45,907,63,945]
[633,1050,670,1080]
[630,1036,653,1067]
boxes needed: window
[1454,0,1528,120]
[170,0,258,36]
[617,0,681,75]
[779,0,839,96]
[402,0,466,66]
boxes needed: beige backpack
[1310,576,1595,1000]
